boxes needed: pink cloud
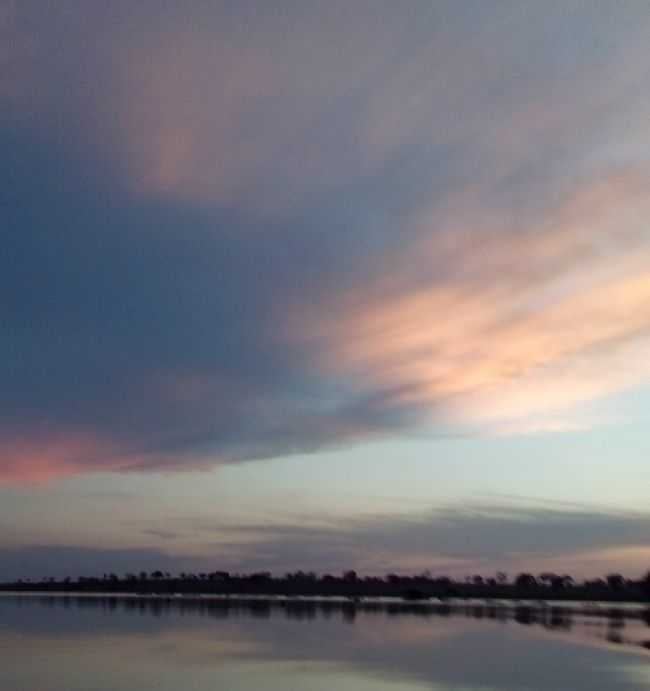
[0,426,215,485]
[295,170,650,433]
[0,433,122,485]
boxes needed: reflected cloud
[0,595,647,691]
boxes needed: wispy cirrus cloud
[148,499,650,578]
[297,170,650,434]
[2,500,649,580]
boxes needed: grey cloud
[145,503,650,576]
[3,1,650,477]
[1,503,648,581]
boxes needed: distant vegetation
[1,569,649,603]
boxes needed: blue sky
[1,0,649,580]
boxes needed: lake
[1,594,648,690]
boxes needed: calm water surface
[1,595,648,690]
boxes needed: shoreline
[1,590,648,620]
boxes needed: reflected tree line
[2,568,649,603]
[6,592,650,652]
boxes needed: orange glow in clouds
[0,434,121,485]
[296,171,650,433]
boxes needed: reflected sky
[0,596,648,691]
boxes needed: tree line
[2,568,649,603]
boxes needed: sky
[1,0,649,581]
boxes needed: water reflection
[0,595,648,691]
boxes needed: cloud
[2,501,649,580]
[298,170,650,433]
[221,504,650,576]
[2,1,650,480]
[134,500,650,578]
[0,434,118,485]
[109,1,650,216]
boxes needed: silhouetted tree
[641,571,650,598]
[246,572,271,586]
[539,572,556,586]
[606,573,625,591]
[515,573,537,589]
